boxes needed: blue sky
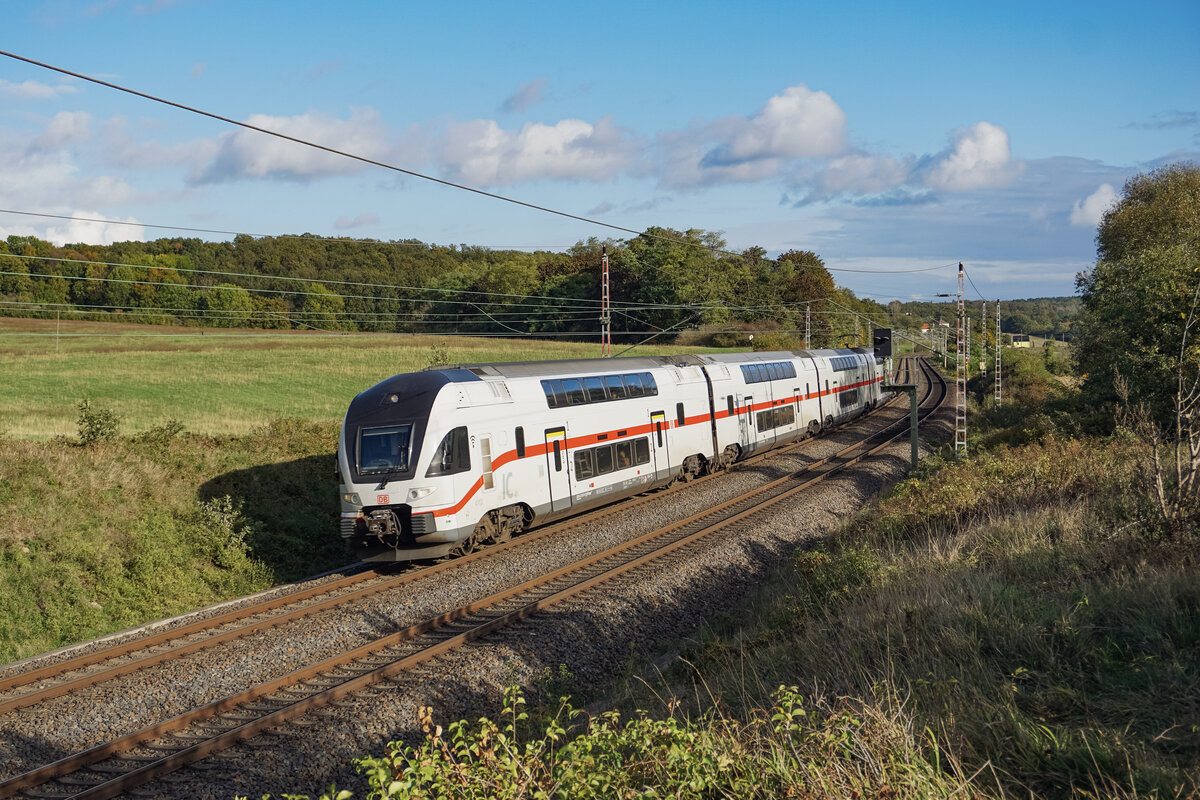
[2,0,1198,302]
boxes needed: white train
[338,348,883,561]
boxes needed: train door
[543,427,571,513]
[739,394,754,452]
[650,410,669,480]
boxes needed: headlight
[342,492,362,504]
[407,487,434,501]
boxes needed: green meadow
[0,317,716,439]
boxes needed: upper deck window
[542,372,659,408]
[740,361,797,384]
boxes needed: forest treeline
[0,228,885,347]
[892,297,1078,339]
[0,225,1077,345]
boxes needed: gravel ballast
[1,386,952,799]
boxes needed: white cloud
[1069,183,1118,227]
[817,153,911,195]
[0,209,143,247]
[0,79,78,99]
[47,211,145,245]
[193,108,396,182]
[925,122,1021,191]
[34,111,92,149]
[333,212,380,230]
[715,85,847,163]
[652,84,847,188]
[191,62,207,79]
[501,79,549,114]
[439,115,638,185]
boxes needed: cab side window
[425,427,471,477]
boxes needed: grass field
[0,318,720,439]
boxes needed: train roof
[435,347,874,380]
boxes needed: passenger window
[595,445,614,474]
[634,438,650,465]
[574,450,594,480]
[676,402,686,426]
[548,379,567,407]
[625,373,645,397]
[515,426,525,458]
[655,420,664,447]
[553,440,562,471]
[727,395,734,416]
[541,380,559,408]
[605,375,627,400]
[563,378,586,405]
[584,377,607,403]
[642,372,658,396]
[615,441,633,470]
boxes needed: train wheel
[721,444,740,468]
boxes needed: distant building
[1010,334,1032,348]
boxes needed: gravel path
[1,382,952,799]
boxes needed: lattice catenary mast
[979,301,987,378]
[995,299,1002,403]
[600,245,612,357]
[955,262,967,456]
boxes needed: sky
[1,0,1198,303]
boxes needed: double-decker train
[338,348,883,561]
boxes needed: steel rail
[0,359,941,800]
[0,363,910,713]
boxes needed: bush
[75,397,120,446]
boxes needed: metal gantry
[955,263,967,456]
[600,245,612,357]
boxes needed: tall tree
[1075,162,1200,425]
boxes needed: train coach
[338,348,883,561]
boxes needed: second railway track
[1,357,944,800]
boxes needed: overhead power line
[0,50,967,279]
[0,49,649,240]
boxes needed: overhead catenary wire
[0,208,572,252]
[0,252,915,317]
[2,206,963,277]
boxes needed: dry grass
[644,437,1200,799]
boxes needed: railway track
[0,357,918,712]
[0,357,941,799]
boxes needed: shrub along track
[0,358,940,800]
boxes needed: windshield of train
[357,424,412,474]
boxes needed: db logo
[376,494,390,504]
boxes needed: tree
[299,281,346,330]
[202,284,255,328]
[1075,162,1200,425]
